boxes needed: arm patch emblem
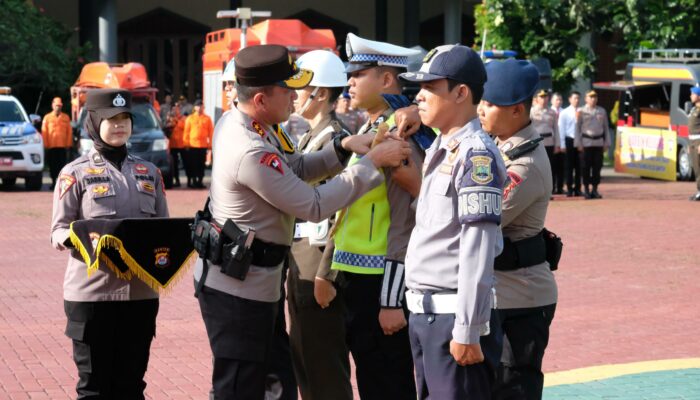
[58,174,76,199]
[260,152,285,175]
[458,148,503,225]
[503,171,523,200]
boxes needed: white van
[0,88,44,190]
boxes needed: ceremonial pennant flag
[69,218,196,293]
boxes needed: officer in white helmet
[222,59,237,109]
[287,49,355,400]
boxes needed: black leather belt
[582,133,604,140]
[494,232,546,271]
[250,239,289,267]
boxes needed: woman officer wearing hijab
[50,89,169,399]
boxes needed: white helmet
[222,59,236,82]
[296,50,347,88]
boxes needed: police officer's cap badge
[112,94,126,107]
[470,155,494,185]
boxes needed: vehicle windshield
[0,101,26,123]
[131,102,160,132]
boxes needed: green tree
[0,0,87,112]
[474,0,700,92]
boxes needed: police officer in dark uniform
[51,89,169,399]
[193,45,412,400]
[687,86,700,201]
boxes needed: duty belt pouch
[191,209,211,259]
[542,228,563,271]
[220,219,255,281]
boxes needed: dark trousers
[493,304,557,400]
[288,264,352,400]
[544,146,565,193]
[409,309,502,400]
[188,148,207,182]
[266,266,298,400]
[564,137,581,192]
[63,299,159,400]
[198,286,277,400]
[343,273,416,400]
[690,139,700,191]
[46,147,69,185]
[170,148,185,185]
[582,146,604,188]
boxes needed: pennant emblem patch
[260,152,284,175]
[58,174,76,199]
[154,247,171,268]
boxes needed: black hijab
[85,110,129,168]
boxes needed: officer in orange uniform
[42,97,73,189]
[166,104,186,187]
[183,99,213,188]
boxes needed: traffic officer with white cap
[329,32,423,399]
[286,50,355,400]
[399,44,506,399]
[477,59,558,400]
[193,44,412,400]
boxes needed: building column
[97,0,118,62]
[375,0,388,41]
[444,0,463,44]
[404,0,420,47]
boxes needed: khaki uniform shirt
[50,149,169,301]
[494,124,558,309]
[530,105,559,147]
[291,114,349,282]
[193,106,384,303]
[575,105,611,148]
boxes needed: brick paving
[0,169,698,398]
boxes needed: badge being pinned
[470,155,494,185]
[58,174,76,199]
[260,152,284,175]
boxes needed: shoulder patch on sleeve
[58,174,76,199]
[457,148,503,225]
[275,124,296,154]
[260,152,285,175]
[503,171,523,200]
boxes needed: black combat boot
[592,186,602,199]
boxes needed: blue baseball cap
[398,44,486,88]
[482,59,539,106]
[691,86,700,96]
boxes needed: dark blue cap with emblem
[482,59,540,106]
[398,44,486,88]
[85,89,132,120]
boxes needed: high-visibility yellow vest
[331,113,398,274]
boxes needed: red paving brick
[0,170,699,398]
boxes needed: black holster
[495,229,563,272]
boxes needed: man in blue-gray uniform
[478,59,558,400]
[399,44,506,399]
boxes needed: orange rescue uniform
[169,116,186,149]
[183,113,213,149]
[41,112,72,148]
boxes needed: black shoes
[591,189,602,199]
[690,192,700,201]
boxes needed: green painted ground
[544,368,700,399]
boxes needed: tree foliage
[0,0,87,110]
[474,0,700,92]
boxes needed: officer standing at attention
[399,44,506,399]
[477,59,558,400]
[575,90,610,199]
[530,89,563,195]
[193,44,411,400]
[686,86,700,201]
[50,89,168,399]
[287,50,355,400]
[330,32,422,400]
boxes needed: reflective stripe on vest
[331,114,397,274]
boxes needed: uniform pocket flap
[65,320,87,341]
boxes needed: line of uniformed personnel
[181,31,564,400]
